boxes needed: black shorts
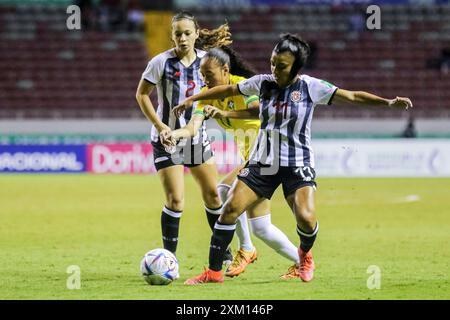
[237,163,317,199]
[152,140,214,171]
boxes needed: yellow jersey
[193,74,260,161]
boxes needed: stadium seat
[0,4,448,119]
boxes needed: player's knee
[166,196,184,212]
[222,201,241,221]
[295,206,316,226]
[203,189,221,208]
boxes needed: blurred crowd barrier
[1,139,449,176]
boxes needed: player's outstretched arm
[204,105,259,120]
[173,84,240,118]
[332,89,413,110]
[160,113,205,148]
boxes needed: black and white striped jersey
[237,74,338,168]
[141,48,207,145]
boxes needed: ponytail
[220,46,256,78]
[172,12,256,77]
[196,23,233,50]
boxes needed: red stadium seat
[0,4,447,119]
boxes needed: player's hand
[155,123,171,134]
[389,97,413,110]
[204,105,226,119]
[173,98,194,118]
[160,129,176,147]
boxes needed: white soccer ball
[140,248,179,285]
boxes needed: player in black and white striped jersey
[175,33,412,285]
[241,73,338,168]
[135,12,236,263]
[140,40,207,148]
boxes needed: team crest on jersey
[290,90,301,103]
[238,168,249,177]
[227,100,235,110]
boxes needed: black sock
[297,222,319,253]
[161,206,182,254]
[209,222,236,271]
[205,206,222,231]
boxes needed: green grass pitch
[0,175,449,300]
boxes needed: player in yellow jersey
[161,47,301,278]
[196,73,260,161]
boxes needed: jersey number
[274,101,288,119]
[185,80,196,97]
[294,166,315,181]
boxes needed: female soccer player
[173,33,412,285]
[161,47,302,278]
[135,12,236,262]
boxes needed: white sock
[236,212,254,251]
[249,214,299,264]
[218,183,254,252]
[217,183,231,205]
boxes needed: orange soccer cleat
[184,268,224,285]
[280,264,301,279]
[225,247,258,277]
[298,248,315,282]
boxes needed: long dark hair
[273,33,310,79]
[203,46,257,78]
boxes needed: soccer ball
[140,248,179,285]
